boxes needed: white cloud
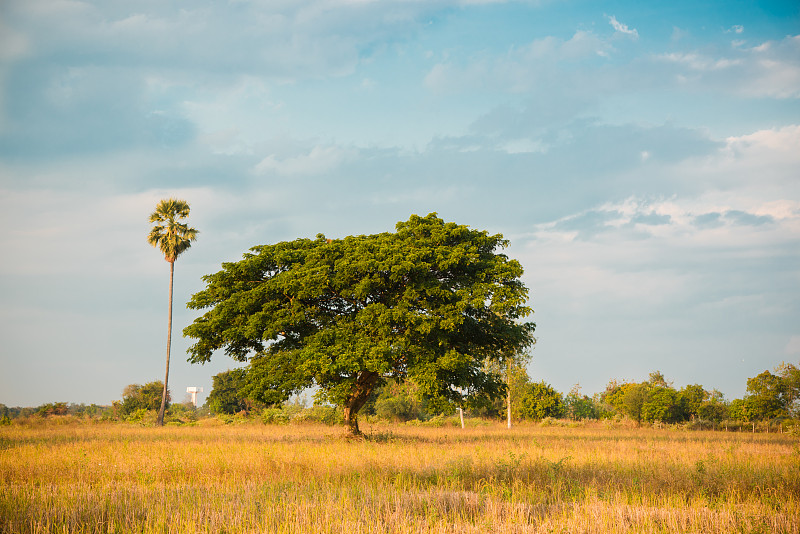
[7,0,429,83]
[254,145,350,176]
[786,336,800,355]
[656,34,800,98]
[607,15,638,39]
[514,186,799,394]
[726,124,800,155]
[501,138,548,154]
[510,123,800,348]
[424,30,612,94]
[658,52,741,71]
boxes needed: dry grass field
[1,419,798,533]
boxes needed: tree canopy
[184,213,535,434]
[147,198,198,264]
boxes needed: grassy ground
[1,420,797,533]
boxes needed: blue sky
[1,0,798,407]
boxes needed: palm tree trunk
[157,260,174,426]
[507,384,512,429]
[507,361,512,429]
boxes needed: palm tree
[148,198,198,426]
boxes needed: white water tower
[186,386,203,407]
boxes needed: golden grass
[1,421,798,533]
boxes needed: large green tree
[148,198,198,426]
[184,214,535,435]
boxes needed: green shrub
[125,408,156,425]
[293,406,342,425]
[261,408,290,425]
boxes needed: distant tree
[120,381,170,417]
[742,364,800,421]
[745,370,787,420]
[648,371,671,388]
[606,374,715,424]
[698,399,728,422]
[36,402,68,417]
[642,386,680,423]
[606,382,648,423]
[504,353,533,426]
[69,403,105,418]
[466,354,532,423]
[564,384,598,420]
[519,381,564,421]
[728,398,750,422]
[148,198,198,426]
[184,214,535,435]
[207,369,251,415]
[678,384,708,421]
[776,362,800,418]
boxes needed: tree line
[201,361,800,429]
[1,362,796,429]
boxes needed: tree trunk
[157,260,174,426]
[342,371,379,436]
[343,404,360,436]
[507,360,512,429]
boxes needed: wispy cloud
[607,15,639,39]
[655,34,800,98]
[424,30,613,94]
[254,145,350,176]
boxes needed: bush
[292,406,342,425]
[261,408,291,425]
[409,414,462,428]
[374,395,416,421]
[125,408,154,425]
[36,402,68,417]
[166,403,198,424]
